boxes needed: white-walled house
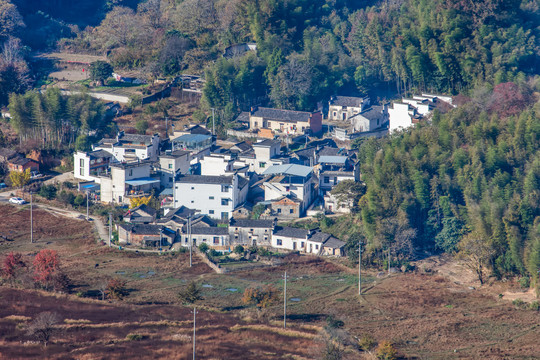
[158,150,191,186]
[328,95,370,121]
[93,132,161,162]
[229,218,275,247]
[272,227,310,252]
[263,164,316,216]
[74,150,113,183]
[388,102,422,133]
[200,153,235,176]
[99,160,160,204]
[173,174,249,220]
[388,93,453,133]
[180,227,230,251]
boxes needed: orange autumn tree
[242,285,279,309]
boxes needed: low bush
[358,334,376,351]
[126,333,144,341]
[529,301,539,311]
[512,299,526,309]
[326,315,344,329]
[376,341,397,360]
[519,277,530,289]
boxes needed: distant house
[171,133,214,162]
[117,224,176,248]
[272,227,311,252]
[74,150,113,182]
[93,131,161,162]
[124,204,157,224]
[173,174,249,220]
[158,206,215,234]
[332,105,389,141]
[388,93,453,133]
[99,160,160,205]
[0,148,18,163]
[328,95,370,121]
[306,232,345,256]
[318,155,360,194]
[8,157,39,173]
[223,43,257,58]
[248,107,323,137]
[229,218,275,247]
[158,149,191,186]
[262,164,316,217]
[181,226,230,250]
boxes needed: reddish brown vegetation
[33,249,59,286]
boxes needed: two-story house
[318,155,360,194]
[74,150,113,182]
[248,107,322,137]
[93,131,161,162]
[158,150,191,186]
[173,174,249,220]
[262,164,315,217]
[229,218,275,247]
[328,95,370,121]
[99,160,160,204]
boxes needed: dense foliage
[8,87,110,148]
[355,83,540,279]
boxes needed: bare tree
[458,231,495,285]
[0,0,24,39]
[26,312,61,346]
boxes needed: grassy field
[0,203,539,359]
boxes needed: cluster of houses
[117,204,345,256]
[70,93,454,255]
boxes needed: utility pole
[283,271,287,328]
[108,213,112,247]
[86,191,89,221]
[30,193,33,244]
[388,249,391,275]
[358,242,362,296]
[165,116,168,137]
[192,306,197,360]
[211,108,215,136]
[188,216,192,267]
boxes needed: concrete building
[229,218,275,247]
[74,150,113,182]
[272,227,310,252]
[99,160,160,205]
[117,224,176,248]
[328,95,370,121]
[248,107,323,136]
[180,227,230,250]
[173,174,249,220]
[93,131,161,162]
[318,155,360,194]
[262,164,316,216]
[158,150,191,186]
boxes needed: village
[0,86,455,260]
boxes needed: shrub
[198,242,209,253]
[326,315,344,329]
[178,281,203,304]
[38,184,57,200]
[376,341,397,360]
[242,285,278,309]
[33,250,59,289]
[529,301,539,311]
[358,334,376,351]
[106,278,128,300]
[234,245,244,255]
[208,249,220,257]
[519,277,530,289]
[126,333,144,341]
[512,298,526,308]
[73,194,85,207]
[57,190,75,206]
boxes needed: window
[169,177,172,183]
[250,229,253,232]
[202,238,207,242]
[221,212,229,220]
[254,121,258,127]
[191,187,195,190]
[377,119,380,125]
[80,159,84,167]
[168,163,173,169]
[209,210,214,214]
[80,167,84,176]
[324,176,329,183]
[129,169,133,176]
[259,162,266,168]
[221,198,229,206]
[334,177,338,184]
[277,208,282,213]
[191,200,194,203]
[221,185,229,192]
[264,236,268,240]
[333,112,337,117]
[209,196,214,200]
[276,239,282,246]
[315,244,319,249]
[290,209,294,214]
[301,242,304,248]
[213,237,220,244]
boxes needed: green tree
[178,281,203,304]
[89,61,113,86]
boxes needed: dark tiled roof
[353,105,386,122]
[323,236,346,249]
[252,107,311,122]
[158,206,197,222]
[120,224,167,235]
[177,175,234,185]
[309,232,332,243]
[230,141,252,153]
[127,204,157,217]
[253,139,280,147]
[238,176,249,189]
[317,146,340,156]
[273,226,309,239]
[9,157,37,166]
[160,150,191,159]
[89,150,113,159]
[186,125,211,135]
[235,112,250,123]
[110,160,154,169]
[191,227,229,235]
[329,96,367,107]
[121,133,156,144]
[230,218,274,229]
